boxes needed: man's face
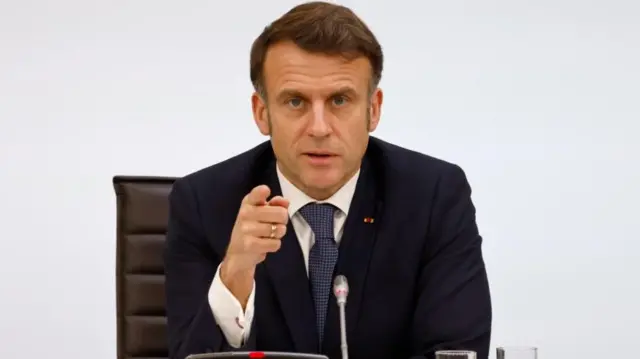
[251,41,383,200]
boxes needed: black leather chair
[113,176,177,359]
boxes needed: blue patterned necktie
[298,202,339,346]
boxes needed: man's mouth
[306,153,332,157]
[304,152,335,158]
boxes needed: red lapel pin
[363,217,375,224]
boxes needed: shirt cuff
[208,263,256,348]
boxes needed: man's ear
[368,87,383,132]
[252,92,270,136]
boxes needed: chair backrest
[113,176,177,359]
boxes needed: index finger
[242,185,271,206]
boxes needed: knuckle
[238,206,250,220]
[240,222,252,234]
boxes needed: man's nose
[307,101,332,137]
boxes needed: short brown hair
[249,1,383,97]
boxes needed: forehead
[262,41,372,95]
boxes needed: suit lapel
[322,156,384,356]
[260,159,319,354]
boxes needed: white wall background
[1,0,638,358]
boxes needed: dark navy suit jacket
[164,136,492,359]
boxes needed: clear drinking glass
[435,350,477,359]
[497,346,538,359]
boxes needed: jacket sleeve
[410,164,492,359]
[164,177,256,359]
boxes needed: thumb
[268,195,290,209]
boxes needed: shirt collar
[276,163,360,217]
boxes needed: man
[164,2,492,359]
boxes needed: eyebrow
[330,86,358,98]
[276,86,358,102]
[276,89,306,102]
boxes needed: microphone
[333,275,349,359]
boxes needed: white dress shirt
[208,164,360,348]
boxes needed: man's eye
[332,95,347,106]
[288,98,303,108]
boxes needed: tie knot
[298,203,337,239]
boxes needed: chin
[302,171,342,193]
